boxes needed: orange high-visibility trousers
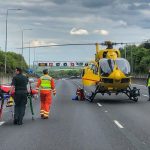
[40,91,52,118]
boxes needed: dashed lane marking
[132,84,146,87]
[142,94,149,97]
[97,103,102,107]
[114,120,124,129]
[0,121,5,126]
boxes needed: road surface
[0,79,150,150]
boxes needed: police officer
[147,69,150,101]
[9,67,28,125]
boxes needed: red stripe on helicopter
[82,78,98,82]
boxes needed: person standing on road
[36,69,56,119]
[9,67,29,125]
[147,69,150,101]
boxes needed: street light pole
[4,9,8,74]
[130,47,133,74]
[21,28,32,56]
[21,28,32,67]
[4,8,22,74]
[125,44,127,59]
[33,47,36,69]
[34,48,36,62]
[21,29,24,56]
[29,41,30,68]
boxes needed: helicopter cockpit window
[92,65,98,75]
[115,58,130,75]
[99,59,115,76]
[88,64,94,70]
[88,64,98,75]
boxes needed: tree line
[0,49,28,74]
[120,42,150,74]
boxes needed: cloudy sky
[0,0,150,65]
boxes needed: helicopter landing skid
[86,86,140,102]
[123,86,140,102]
[86,85,103,102]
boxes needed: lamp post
[29,41,30,68]
[21,29,32,68]
[21,28,32,57]
[130,47,133,74]
[4,8,22,74]
[34,48,36,62]
[124,44,127,59]
[33,47,36,69]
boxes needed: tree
[0,50,28,74]
[120,44,150,74]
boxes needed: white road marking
[97,103,102,107]
[132,84,146,87]
[142,142,146,145]
[0,121,5,126]
[114,120,124,129]
[104,110,108,112]
[142,94,149,97]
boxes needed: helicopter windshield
[116,58,130,74]
[99,59,115,76]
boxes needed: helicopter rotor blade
[18,43,96,49]
[17,40,150,49]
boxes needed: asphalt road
[0,79,150,150]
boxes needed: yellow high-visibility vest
[148,78,150,87]
[40,75,52,90]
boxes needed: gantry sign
[33,61,87,70]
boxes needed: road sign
[38,63,47,66]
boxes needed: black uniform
[11,73,28,125]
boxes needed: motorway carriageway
[0,79,150,150]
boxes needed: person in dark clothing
[147,69,150,101]
[9,67,28,125]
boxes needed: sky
[0,0,150,66]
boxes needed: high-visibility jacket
[36,75,55,94]
[40,75,52,90]
[148,78,150,87]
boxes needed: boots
[13,119,23,125]
[18,119,23,125]
[13,119,18,125]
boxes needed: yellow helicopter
[22,41,140,102]
[82,41,140,102]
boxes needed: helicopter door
[99,59,115,76]
[115,58,130,75]
[82,63,100,86]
